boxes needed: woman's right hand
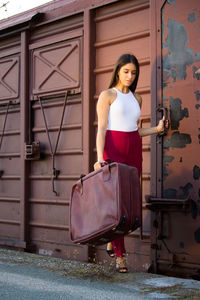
[93,161,105,171]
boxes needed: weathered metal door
[149,0,200,278]
[28,25,87,260]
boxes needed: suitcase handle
[102,164,111,182]
[76,174,85,194]
[76,164,112,195]
[76,180,83,195]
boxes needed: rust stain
[167,0,176,5]
[170,97,189,130]
[163,155,174,180]
[188,12,197,23]
[193,66,200,79]
[164,131,191,149]
[194,90,200,100]
[193,165,200,180]
[163,18,200,81]
[190,200,198,219]
[163,182,193,199]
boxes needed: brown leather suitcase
[70,162,141,246]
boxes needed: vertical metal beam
[150,0,158,273]
[150,0,158,199]
[83,8,96,174]
[150,0,166,273]
[83,8,96,262]
[150,0,165,198]
[20,30,29,246]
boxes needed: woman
[94,54,165,273]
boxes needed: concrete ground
[0,248,200,300]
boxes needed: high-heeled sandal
[106,243,115,258]
[116,257,128,273]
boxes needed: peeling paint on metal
[194,90,200,101]
[163,183,193,199]
[188,12,197,23]
[194,228,200,243]
[179,183,193,199]
[170,96,189,130]
[193,165,200,180]
[163,155,174,180]
[164,131,191,149]
[162,13,165,46]
[193,66,200,79]
[163,19,200,81]
[164,155,174,163]
[163,188,177,198]
[190,200,198,219]
[167,0,176,5]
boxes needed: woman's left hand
[156,116,165,133]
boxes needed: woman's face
[117,63,137,87]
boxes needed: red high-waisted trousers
[103,130,142,257]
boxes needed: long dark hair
[109,54,140,93]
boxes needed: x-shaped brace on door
[34,43,78,91]
[38,92,68,196]
[0,59,18,97]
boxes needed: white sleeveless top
[107,88,141,132]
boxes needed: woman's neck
[114,84,129,94]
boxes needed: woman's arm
[135,93,165,137]
[94,90,113,170]
[138,122,164,137]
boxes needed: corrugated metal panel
[93,0,151,271]
[0,30,22,245]
[0,102,21,244]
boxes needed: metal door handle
[157,107,170,136]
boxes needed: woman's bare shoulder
[134,93,142,108]
[99,88,117,104]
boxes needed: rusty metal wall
[149,0,200,278]
[93,0,151,270]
